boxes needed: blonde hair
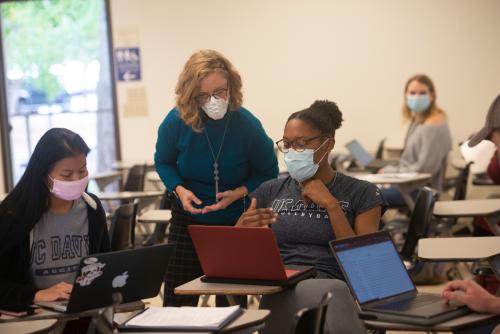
[402,74,446,122]
[175,50,243,132]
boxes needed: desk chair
[289,292,332,334]
[400,187,436,266]
[109,200,139,251]
[375,138,386,160]
[434,162,473,236]
[142,191,172,246]
[260,279,365,334]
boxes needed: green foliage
[1,0,103,100]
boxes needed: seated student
[442,279,500,314]
[237,99,385,279]
[380,74,452,207]
[442,279,500,334]
[0,128,110,308]
[236,100,385,334]
[468,94,500,184]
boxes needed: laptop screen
[345,140,374,167]
[331,233,415,304]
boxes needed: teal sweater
[154,107,278,224]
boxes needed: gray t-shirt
[30,198,89,289]
[251,173,385,279]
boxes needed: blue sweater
[154,107,279,224]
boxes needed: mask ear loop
[314,138,332,165]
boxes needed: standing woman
[0,128,110,308]
[155,49,278,306]
[381,74,452,207]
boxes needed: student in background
[0,128,110,308]
[468,94,500,184]
[236,100,384,333]
[154,49,278,306]
[381,74,452,207]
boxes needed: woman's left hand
[202,187,248,214]
[301,179,338,210]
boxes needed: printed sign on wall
[115,47,141,81]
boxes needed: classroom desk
[0,318,58,334]
[137,209,172,224]
[90,171,122,191]
[0,301,145,323]
[418,236,500,279]
[364,312,499,333]
[354,172,432,209]
[97,190,164,202]
[119,309,270,334]
[433,199,500,235]
[175,277,282,306]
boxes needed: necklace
[326,172,337,189]
[204,113,231,199]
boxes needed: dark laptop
[330,231,470,326]
[37,244,174,313]
[345,139,390,172]
[188,225,316,286]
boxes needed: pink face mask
[50,175,89,201]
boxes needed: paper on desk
[125,305,241,329]
[460,140,497,174]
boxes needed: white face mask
[202,96,229,120]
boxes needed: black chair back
[123,164,146,191]
[400,187,436,262]
[289,292,332,334]
[453,162,471,201]
[375,138,386,160]
[109,200,138,251]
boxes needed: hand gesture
[301,179,337,210]
[34,282,73,302]
[236,198,277,227]
[202,189,244,214]
[175,185,203,214]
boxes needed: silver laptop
[330,231,470,326]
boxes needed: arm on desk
[442,280,500,314]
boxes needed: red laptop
[188,225,316,286]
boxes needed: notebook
[330,231,471,325]
[119,305,243,332]
[188,225,316,286]
[37,244,175,313]
[345,139,390,172]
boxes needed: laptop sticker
[76,257,106,286]
[112,271,129,288]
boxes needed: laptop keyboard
[378,294,440,311]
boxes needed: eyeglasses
[275,135,326,153]
[194,87,229,105]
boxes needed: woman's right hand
[33,282,73,302]
[236,198,278,227]
[175,185,203,214]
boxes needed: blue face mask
[406,94,431,113]
[284,140,329,182]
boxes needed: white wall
[110,0,500,164]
